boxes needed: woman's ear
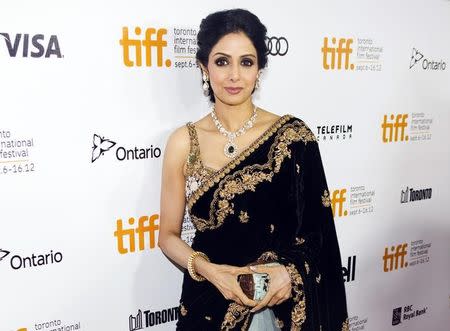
[198,62,208,76]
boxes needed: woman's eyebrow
[212,52,256,58]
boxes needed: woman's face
[203,31,259,106]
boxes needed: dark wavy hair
[196,8,268,103]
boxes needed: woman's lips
[224,87,243,95]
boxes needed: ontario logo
[409,48,446,70]
[91,134,161,163]
[0,248,63,270]
[119,26,199,70]
[0,248,10,261]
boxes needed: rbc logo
[120,27,171,67]
[0,33,62,58]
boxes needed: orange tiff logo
[119,27,171,68]
[381,114,409,143]
[322,37,354,70]
[114,214,160,254]
[383,243,408,272]
[331,189,348,218]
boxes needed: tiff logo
[119,27,171,68]
[0,33,62,58]
[381,114,409,143]
[321,37,354,70]
[383,243,408,272]
[114,215,159,254]
[331,189,348,217]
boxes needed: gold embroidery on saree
[238,210,249,223]
[275,317,284,328]
[295,237,305,245]
[221,302,250,330]
[285,263,306,331]
[316,273,321,283]
[188,117,317,232]
[257,250,279,262]
[342,317,350,331]
[184,122,216,201]
[304,261,310,274]
[180,303,187,316]
[321,189,331,207]
[187,115,292,210]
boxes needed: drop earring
[202,71,210,95]
[255,70,262,90]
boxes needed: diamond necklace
[210,104,258,158]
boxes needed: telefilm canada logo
[0,248,63,271]
[409,48,446,70]
[316,124,353,141]
[0,32,63,58]
[392,303,428,326]
[129,307,179,330]
[91,134,161,163]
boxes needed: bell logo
[331,189,348,217]
[17,329,27,331]
[321,37,354,70]
[120,27,171,68]
[381,114,409,143]
[114,214,160,254]
[383,243,408,272]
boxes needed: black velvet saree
[176,114,349,330]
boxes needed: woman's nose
[229,64,240,81]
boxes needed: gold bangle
[187,251,210,282]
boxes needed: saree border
[187,114,293,210]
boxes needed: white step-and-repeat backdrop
[1,1,449,330]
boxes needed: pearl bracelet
[187,251,210,282]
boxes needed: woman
[158,8,349,331]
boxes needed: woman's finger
[234,282,258,307]
[250,288,275,312]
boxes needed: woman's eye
[215,58,228,66]
[242,59,254,66]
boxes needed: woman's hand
[249,264,292,313]
[202,262,258,308]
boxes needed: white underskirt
[248,307,281,331]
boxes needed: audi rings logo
[266,37,289,56]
